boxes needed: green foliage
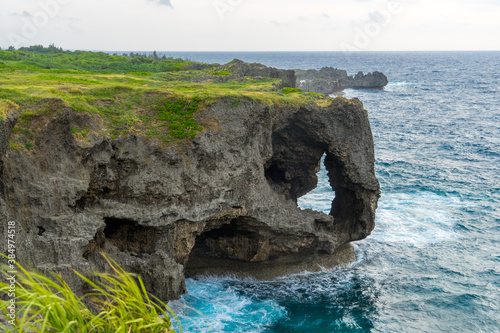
[0,99,19,117]
[0,47,199,74]
[70,127,89,137]
[0,253,179,333]
[127,72,152,76]
[18,44,64,54]
[154,96,203,139]
[0,46,333,147]
[9,141,23,150]
[24,141,33,150]
[210,71,232,76]
[36,75,103,85]
[226,96,242,107]
[281,87,302,94]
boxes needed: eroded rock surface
[0,97,379,301]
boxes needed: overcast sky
[1,0,499,51]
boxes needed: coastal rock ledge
[296,67,389,94]
[0,97,380,301]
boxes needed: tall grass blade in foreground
[0,253,179,332]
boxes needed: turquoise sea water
[166,52,500,332]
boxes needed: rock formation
[214,59,296,89]
[296,67,388,94]
[166,59,296,90]
[165,60,388,96]
[0,96,379,301]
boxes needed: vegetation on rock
[0,45,333,150]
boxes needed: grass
[0,46,203,74]
[210,71,232,76]
[281,87,301,94]
[154,96,203,139]
[0,99,19,120]
[0,46,335,149]
[0,253,179,333]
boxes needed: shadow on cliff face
[184,215,356,280]
[263,132,325,203]
[102,218,158,254]
[83,218,159,259]
[187,217,272,264]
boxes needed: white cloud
[0,0,498,51]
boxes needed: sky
[0,0,499,51]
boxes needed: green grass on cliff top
[0,46,333,149]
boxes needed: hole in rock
[37,226,46,236]
[264,164,287,185]
[185,218,272,274]
[297,153,336,214]
[103,217,157,254]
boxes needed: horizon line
[3,46,499,53]
[90,49,500,53]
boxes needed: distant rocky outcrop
[215,59,296,89]
[169,59,296,90]
[171,60,388,96]
[0,96,379,301]
[349,71,389,88]
[295,67,388,94]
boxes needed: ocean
[164,51,500,332]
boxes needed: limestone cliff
[0,97,379,301]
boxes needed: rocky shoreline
[167,59,388,95]
[296,67,389,94]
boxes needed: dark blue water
[167,52,500,332]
